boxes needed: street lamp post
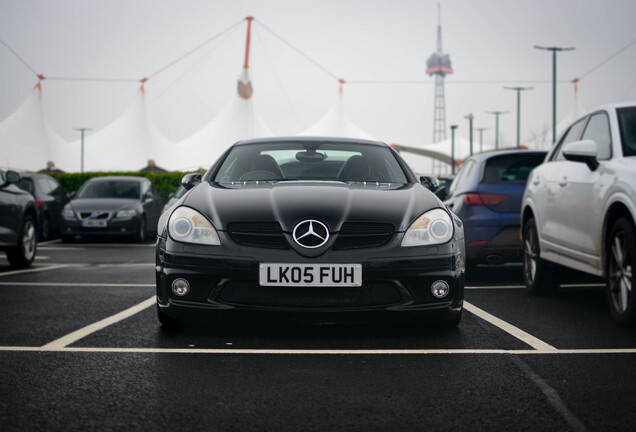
[475,127,489,153]
[504,86,534,148]
[485,111,508,150]
[73,128,91,173]
[450,125,458,174]
[534,45,575,144]
[464,114,474,156]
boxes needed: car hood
[69,198,140,212]
[180,181,442,233]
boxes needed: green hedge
[48,171,194,201]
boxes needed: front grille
[79,211,110,220]
[227,222,288,249]
[217,281,403,308]
[333,222,395,250]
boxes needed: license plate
[82,219,107,228]
[259,263,362,287]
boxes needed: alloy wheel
[22,220,37,260]
[608,229,633,314]
[523,226,538,285]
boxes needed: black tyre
[605,217,636,325]
[136,217,146,243]
[7,214,37,268]
[157,306,180,331]
[40,214,50,242]
[522,218,560,295]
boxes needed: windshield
[214,141,409,184]
[76,180,140,199]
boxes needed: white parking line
[464,301,557,351]
[42,296,156,349]
[38,239,61,245]
[0,264,75,277]
[1,347,635,355]
[466,283,605,290]
[0,282,154,287]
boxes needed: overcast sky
[2,0,635,159]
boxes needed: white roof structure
[178,68,273,168]
[80,90,192,172]
[399,136,494,175]
[299,92,376,140]
[0,87,76,172]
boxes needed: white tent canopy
[0,87,75,172]
[399,136,495,174]
[299,92,376,140]
[79,90,192,172]
[178,69,273,169]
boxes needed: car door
[553,111,612,268]
[0,172,20,245]
[44,177,68,233]
[533,117,588,250]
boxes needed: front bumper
[156,234,465,324]
[61,216,141,237]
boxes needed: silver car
[521,102,636,324]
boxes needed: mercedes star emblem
[292,219,330,249]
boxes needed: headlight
[115,209,138,218]
[401,208,453,247]
[168,206,220,246]
[61,208,76,219]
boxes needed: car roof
[233,136,388,148]
[87,176,145,182]
[463,149,547,164]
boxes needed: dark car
[61,176,164,243]
[155,137,465,329]
[0,170,38,268]
[444,150,547,272]
[14,173,70,241]
[161,184,188,214]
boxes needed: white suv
[521,102,636,324]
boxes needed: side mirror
[562,140,599,171]
[1,170,21,188]
[181,173,202,190]
[419,175,440,192]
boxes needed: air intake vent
[227,221,288,249]
[333,222,395,250]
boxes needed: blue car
[444,150,547,271]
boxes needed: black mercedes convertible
[155,137,465,329]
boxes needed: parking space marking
[0,264,75,277]
[41,296,156,349]
[466,283,605,290]
[0,282,154,287]
[38,239,61,245]
[464,301,557,351]
[1,347,636,354]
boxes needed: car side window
[581,112,611,160]
[552,117,587,161]
[37,178,54,194]
[449,160,475,195]
[46,178,63,195]
[141,180,151,197]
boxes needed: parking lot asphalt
[1,239,635,431]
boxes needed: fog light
[171,278,190,296]
[431,280,450,298]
